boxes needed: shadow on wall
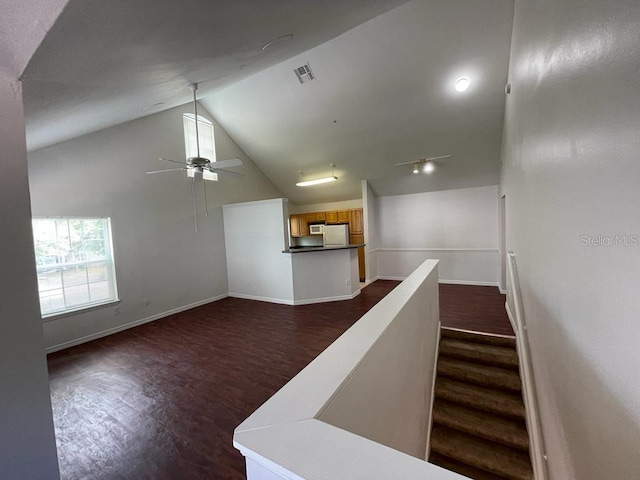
[527,292,640,480]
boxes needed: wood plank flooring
[47,281,511,479]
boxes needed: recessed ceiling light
[454,77,470,92]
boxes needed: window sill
[42,299,120,322]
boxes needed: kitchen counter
[283,243,364,254]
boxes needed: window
[32,217,118,317]
[183,113,217,181]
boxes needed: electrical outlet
[143,298,150,306]
[345,279,351,286]
[113,306,120,315]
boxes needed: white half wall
[291,249,359,304]
[375,185,499,284]
[223,199,294,304]
[234,260,462,479]
[28,103,283,351]
[0,76,60,478]
[500,1,640,479]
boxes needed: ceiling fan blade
[146,168,187,174]
[395,154,452,166]
[210,168,245,177]
[214,157,243,169]
[158,157,189,166]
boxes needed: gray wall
[0,76,60,479]
[28,103,283,351]
[501,1,640,478]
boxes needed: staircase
[428,327,533,480]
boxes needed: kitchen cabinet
[305,213,316,222]
[349,209,363,235]
[315,212,326,222]
[289,214,309,237]
[326,210,349,224]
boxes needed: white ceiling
[23,0,514,205]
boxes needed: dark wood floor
[47,281,511,480]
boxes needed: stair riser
[441,328,516,348]
[432,412,529,451]
[435,385,526,420]
[439,345,519,370]
[437,362,522,393]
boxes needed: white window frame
[183,113,218,181]
[32,217,119,318]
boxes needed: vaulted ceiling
[23,0,514,205]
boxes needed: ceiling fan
[395,154,452,174]
[146,83,245,232]
[146,83,244,179]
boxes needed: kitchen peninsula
[223,198,363,305]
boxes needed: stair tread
[432,401,529,451]
[440,338,519,369]
[442,328,516,348]
[430,452,511,480]
[435,377,526,420]
[438,357,522,392]
[430,425,533,480]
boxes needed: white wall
[501,1,640,479]
[223,199,294,304]
[0,76,60,478]
[363,180,378,281]
[28,103,283,351]
[375,185,499,284]
[289,198,363,214]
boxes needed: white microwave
[309,224,325,235]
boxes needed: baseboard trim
[505,301,518,338]
[45,294,228,354]
[229,290,361,306]
[499,287,507,294]
[229,293,294,305]
[424,321,441,460]
[292,289,361,305]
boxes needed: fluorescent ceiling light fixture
[455,77,470,92]
[296,163,338,187]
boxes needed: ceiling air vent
[294,63,315,84]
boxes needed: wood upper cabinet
[315,212,326,222]
[289,214,300,237]
[325,211,338,224]
[337,210,350,223]
[305,213,316,222]
[349,209,363,235]
[289,214,309,237]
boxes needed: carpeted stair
[428,328,533,480]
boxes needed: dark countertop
[282,244,365,254]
